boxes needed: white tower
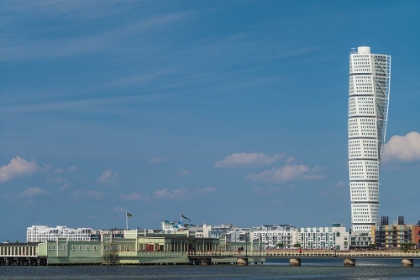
[348,46,391,233]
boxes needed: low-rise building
[27,225,92,242]
[250,225,299,249]
[299,223,349,250]
[373,224,420,249]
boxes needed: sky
[1,0,420,242]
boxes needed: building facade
[27,225,92,242]
[298,223,349,250]
[348,46,391,233]
[373,224,420,249]
[250,225,299,249]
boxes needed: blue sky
[1,0,420,241]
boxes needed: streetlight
[245,232,248,257]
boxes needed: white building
[26,225,92,242]
[161,220,184,234]
[250,225,299,249]
[298,223,349,250]
[348,46,391,233]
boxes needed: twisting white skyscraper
[348,46,391,233]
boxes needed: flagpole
[126,210,128,230]
[180,213,183,227]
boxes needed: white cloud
[177,169,191,177]
[383,132,420,162]
[0,156,39,183]
[215,152,285,168]
[20,187,49,197]
[96,168,120,185]
[120,192,148,201]
[154,187,216,199]
[195,187,217,194]
[72,190,104,200]
[68,166,80,172]
[45,177,67,184]
[247,164,325,183]
[59,183,71,191]
[54,168,64,174]
[154,188,188,199]
[149,157,168,165]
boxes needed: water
[1,259,419,279]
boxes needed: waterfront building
[36,230,225,265]
[250,225,299,249]
[373,219,420,249]
[349,231,372,249]
[348,46,391,233]
[161,220,184,234]
[26,225,92,242]
[298,223,349,250]
[208,224,233,239]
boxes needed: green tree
[293,243,301,248]
[277,243,284,248]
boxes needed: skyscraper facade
[348,46,391,233]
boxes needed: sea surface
[1,259,420,279]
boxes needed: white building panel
[349,160,379,181]
[350,182,379,203]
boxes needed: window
[59,245,62,251]
[72,245,75,251]
[94,245,97,251]
[86,245,90,251]
[63,245,66,251]
[79,245,83,251]
[48,245,51,251]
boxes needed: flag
[127,212,132,218]
[181,214,190,222]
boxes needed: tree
[400,243,415,251]
[369,244,377,249]
[293,243,301,248]
[277,243,284,249]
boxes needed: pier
[0,243,46,266]
[2,241,419,267]
[187,250,420,267]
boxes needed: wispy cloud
[72,190,104,200]
[215,153,286,168]
[120,192,148,201]
[247,164,326,183]
[68,166,80,172]
[120,187,217,201]
[154,188,188,199]
[45,177,67,184]
[58,183,71,191]
[0,156,39,184]
[383,132,420,162]
[177,169,191,177]
[0,5,192,62]
[96,168,120,186]
[154,187,217,199]
[20,187,49,197]
[149,157,168,165]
